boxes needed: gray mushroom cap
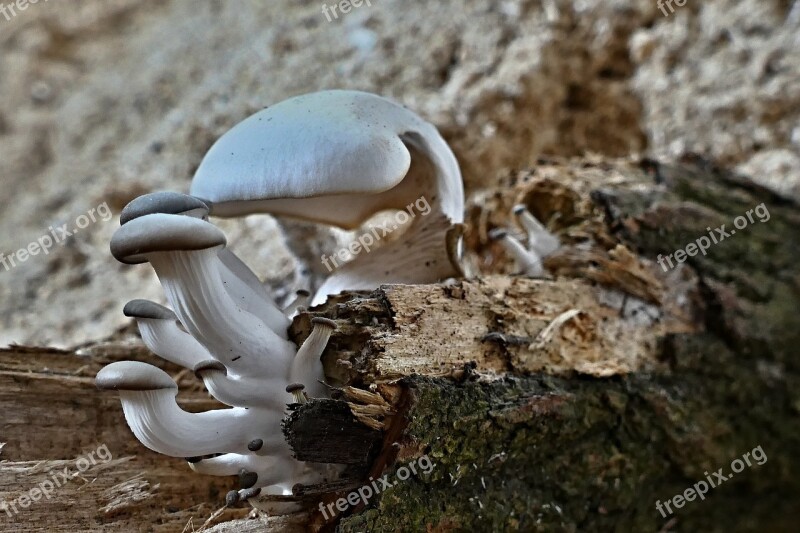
[110,213,226,264]
[193,359,227,379]
[123,299,177,321]
[120,192,209,225]
[96,361,177,391]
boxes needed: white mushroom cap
[311,212,464,305]
[190,90,463,228]
[120,192,209,225]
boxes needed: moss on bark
[333,156,800,532]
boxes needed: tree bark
[1,155,798,532]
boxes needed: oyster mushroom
[288,317,337,399]
[513,204,560,258]
[110,213,295,376]
[120,191,290,336]
[193,359,287,410]
[122,299,210,370]
[189,90,465,305]
[489,204,560,277]
[96,361,287,457]
[282,289,310,317]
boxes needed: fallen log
[2,155,798,532]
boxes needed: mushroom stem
[489,228,544,277]
[97,361,287,457]
[282,289,311,317]
[285,383,308,404]
[217,248,291,337]
[119,192,290,338]
[122,300,215,370]
[135,316,211,370]
[513,205,560,257]
[194,360,288,410]
[150,249,296,377]
[118,389,287,457]
[288,318,337,398]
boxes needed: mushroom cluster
[489,204,560,277]
[96,90,466,507]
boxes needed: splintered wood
[309,275,696,381]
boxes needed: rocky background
[0,0,798,346]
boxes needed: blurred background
[0,0,798,348]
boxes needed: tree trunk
[2,155,798,532]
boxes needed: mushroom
[102,91,464,508]
[120,191,290,336]
[96,361,287,457]
[120,191,210,224]
[285,383,308,404]
[193,359,287,410]
[288,317,337,399]
[489,204,560,277]
[111,213,295,377]
[513,204,560,257]
[282,289,310,317]
[189,453,296,489]
[189,90,465,305]
[122,299,211,370]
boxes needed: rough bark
[1,155,798,532]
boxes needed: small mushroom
[96,361,286,457]
[289,317,337,399]
[193,359,287,410]
[120,192,290,336]
[120,191,209,224]
[489,204,560,277]
[123,299,211,370]
[282,289,310,317]
[189,90,465,305]
[285,383,308,404]
[513,204,560,257]
[111,213,295,377]
[489,228,544,277]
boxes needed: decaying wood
[0,345,255,532]
[282,155,800,532]
[282,400,382,464]
[2,155,799,532]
